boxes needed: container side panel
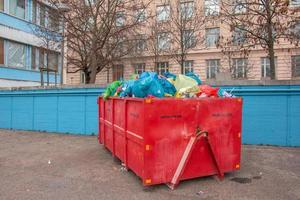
[290,96,300,146]
[0,97,12,129]
[114,99,125,160]
[12,97,34,130]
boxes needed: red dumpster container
[98,97,242,189]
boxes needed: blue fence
[0,85,299,146]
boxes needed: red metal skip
[98,97,242,188]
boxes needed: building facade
[0,0,64,87]
[66,0,300,85]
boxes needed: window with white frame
[0,38,4,65]
[32,0,37,23]
[135,8,146,22]
[80,71,86,84]
[48,8,60,32]
[204,0,219,16]
[206,28,219,47]
[133,63,145,74]
[156,62,169,75]
[206,59,220,79]
[84,0,95,5]
[156,5,170,22]
[232,58,248,79]
[183,60,194,74]
[233,0,247,14]
[290,21,300,39]
[157,32,170,50]
[233,26,246,45]
[292,55,300,77]
[261,57,277,78]
[9,0,26,19]
[183,30,196,48]
[290,0,300,6]
[116,11,125,27]
[7,40,26,68]
[180,1,194,19]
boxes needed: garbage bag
[174,74,198,91]
[103,81,122,100]
[196,85,219,97]
[119,80,135,97]
[185,72,202,85]
[175,85,199,98]
[132,72,164,98]
[158,76,176,96]
[163,72,176,81]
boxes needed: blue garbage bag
[163,72,176,81]
[119,80,135,97]
[185,72,202,85]
[132,72,165,98]
[158,76,176,96]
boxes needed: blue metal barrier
[0,85,299,146]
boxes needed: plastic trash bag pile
[103,71,234,100]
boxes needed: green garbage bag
[103,81,122,100]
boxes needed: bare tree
[221,0,300,80]
[50,0,151,84]
[169,0,206,74]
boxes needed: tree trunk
[268,43,276,80]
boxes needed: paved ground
[0,129,299,200]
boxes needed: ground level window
[80,71,86,84]
[156,62,169,75]
[48,51,59,71]
[7,40,26,68]
[292,55,300,77]
[232,58,247,79]
[261,57,277,78]
[206,59,220,79]
[183,60,193,74]
[113,64,124,81]
[133,63,145,75]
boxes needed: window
[135,8,146,22]
[233,26,246,45]
[48,51,59,71]
[292,55,300,77]
[204,0,219,16]
[48,8,60,32]
[32,0,37,23]
[290,0,300,6]
[206,59,220,79]
[183,60,193,74]
[116,11,125,27]
[31,46,37,70]
[0,38,3,65]
[183,30,196,48]
[261,57,277,78]
[233,0,246,14]
[232,58,247,79]
[180,1,194,19]
[39,48,45,68]
[39,4,46,27]
[7,41,26,68]
[156,62,169,75]
[156,5,170,22]
[290,21,300,39]
[206,28,219,47]
[80,71,86,84]
[9,0,26,19]
[134,36,146,53]
[0,0,4,11]
[133,63,145,74]
[157,32,170,50]
[113,64,124,81]
[84,0,95,5]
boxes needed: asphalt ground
[0,129,299,200]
